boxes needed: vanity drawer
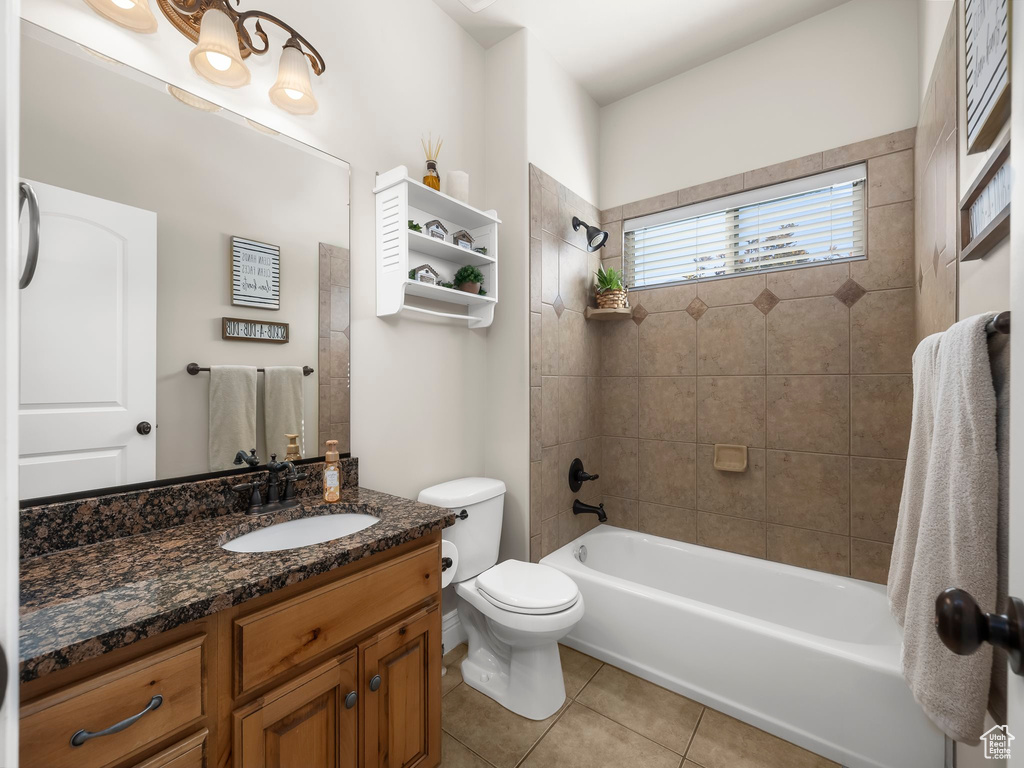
[21,636,205,768]
[235,542,440,694]
[133,729,207,768]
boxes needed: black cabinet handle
[70,694,163,746]
[369,674,381,692]
[345,691,357,709]
[935,588,1024,675]
[18,182,40,290]
[136,421,152,435]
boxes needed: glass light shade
[167,85,222,112]
[269,45,318,115]
[83,0,158,33]
[245,118,279,135]
[188,7,250,88]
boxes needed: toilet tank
[418,477,506,582]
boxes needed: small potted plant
[595,265,628,309]
[453,265,485,295]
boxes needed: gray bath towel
[888,313,1000,744]
[208,366,257,471]
[988,330,1010,724]
[263,366,304,462]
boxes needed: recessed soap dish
[713,444,748,472]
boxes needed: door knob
[136,421,152,435]
[935,588,1024,675]
[369,674,381,692]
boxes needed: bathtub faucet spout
[573,499,607,523]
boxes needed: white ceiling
[432,0,851,105]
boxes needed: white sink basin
[222,513,379,553]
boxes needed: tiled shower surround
[529,128,918,583]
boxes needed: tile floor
[440,643,839,768]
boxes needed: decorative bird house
[412,264,440,285]
[424,220,448,240]
[452,229,475,250]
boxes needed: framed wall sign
[232,236,281,310]
[222,317,289,343]
[965,0,1011,154]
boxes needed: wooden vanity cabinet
[361,606,441,768]
[20,532,443,768]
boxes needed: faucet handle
[568,458,600,492]
[231,482,263,512]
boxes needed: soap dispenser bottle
[324,440,341,503]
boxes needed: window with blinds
[623,164,866,289]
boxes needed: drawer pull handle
[369,674,381,692]
[345,691,357,709]
[70,694,163,747]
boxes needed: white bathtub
[541,526,944,768]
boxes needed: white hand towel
[888,313,1000,744]
[209,366,257,471]
[264,366,304,462]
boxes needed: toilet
[419,477,584,720]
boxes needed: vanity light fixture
[82,0,326,115]
[572,216,609,252]
[268,39,317,115]
[83,0,158,32]
[188,4,250,87]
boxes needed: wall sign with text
[222,317,289,344]
[232,236,281,310]
[965,0,1011,154]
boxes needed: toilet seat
[476,560,580,615]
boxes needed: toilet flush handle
[455,509,469,520]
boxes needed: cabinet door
[361,605,441,768]
[234,651,359,768]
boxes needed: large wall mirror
[18,22,351,501]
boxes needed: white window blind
[623,165,866,289]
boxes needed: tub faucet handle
[568,458,600,492]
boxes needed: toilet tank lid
[418,477,506,507]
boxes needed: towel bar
[186,363,315,376]
[986,311,1010,335]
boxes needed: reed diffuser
[421,133,443,191]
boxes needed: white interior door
[18,179,156,499]
[1008,2,1024,748]
[0,0,18,761]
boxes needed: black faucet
[568,458,600,492]
[230,450,306,514]
[573,499,607,523]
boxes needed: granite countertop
[20,487,453,682]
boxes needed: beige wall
[955,0,1011,320]
[532,134,917,583]
[20,36,348,479]
[598,0,919,209]
[23,0,490,501]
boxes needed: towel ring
[935,588,1024,676]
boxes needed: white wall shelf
[375,165,500,328]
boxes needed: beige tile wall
[318,242,350,455]
[915,6,958,342]
[529,166,606,563]
[529,131,916,584]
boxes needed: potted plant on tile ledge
[595,266,628,309]
[454,265,486,295]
